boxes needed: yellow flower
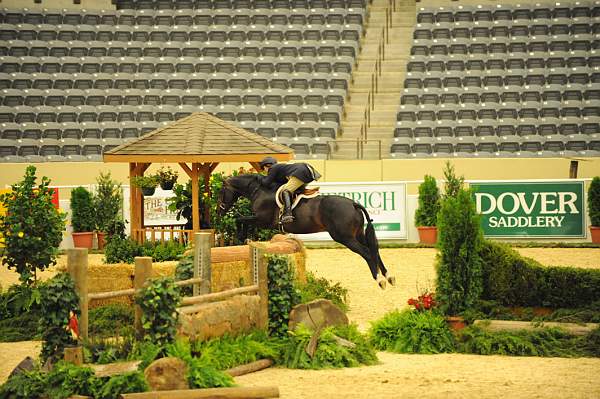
[203,192,209,198]
[18,231,24,238]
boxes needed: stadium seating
[0,0,366,161]
[392,2,600,158]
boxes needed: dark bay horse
[217,174,395,289]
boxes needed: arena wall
[1,0,114,11]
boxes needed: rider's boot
[281,190,294,224]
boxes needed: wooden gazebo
[103,113,294,243]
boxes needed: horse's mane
[227,173,274,195]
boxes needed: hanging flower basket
[142,187,156,196]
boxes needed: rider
[258,157,321,224]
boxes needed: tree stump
[288,299,349,332]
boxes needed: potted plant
[132,174,159,196]
[70,186,95,248]
[414,175,441,244]
[589,176,600,243]
[94,172,123,250]
[157,166,179,190]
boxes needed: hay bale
[88,263,135,308]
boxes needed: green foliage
[456,325,599,357]
[103,235,141,264]
[39,273,80,363]
[414,175,441,227]
[157,166,179,186]
[479,240,600,308]
[267,254,301,337]
[368,309,455,354]
[135,277,181,347]
[45,362,100,399]
[140,240,186,262]
[296,272,349,312]
[281,324,377,369]
[89,304,134,338]
[443,161,464,199]
[174,253,193,296]
[70,186,95,232]
[94,172,123,234]
[588,176,600,226]
[193,330,278,370]
[436,188,484,315]
[131,174,159,189]
[95,372,149,399]
[0,284,42,342]
[0,367,48,399]
[0,166,66,285]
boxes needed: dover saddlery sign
[298,182,407,240]
[470,181,586,238]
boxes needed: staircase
[334,0,416,159]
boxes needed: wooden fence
[67,232,269,340]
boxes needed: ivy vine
[267,254,300,337]
[135,277,181,347]
[38,273,80,363]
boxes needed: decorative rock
[288,299,349,332]
[144,357,189,391]
[8,356,35,379]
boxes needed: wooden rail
[178,285,259,314]
[88,277,205,301]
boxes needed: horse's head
[216,178,240,217]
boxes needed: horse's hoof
[387,276,396,286]
[378,279,387,290]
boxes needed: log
[89,361,142,378]
[88,278,204,301]
[473,320,599,336]
[180,285,259,306]
[64,346,83,366]
[225,359,273,377]
[120,386,280,399]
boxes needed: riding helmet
[259,156,278,169]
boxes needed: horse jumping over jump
[217,174,395,289]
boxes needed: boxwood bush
[480,240,600,308]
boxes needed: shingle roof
[103,113,294,162]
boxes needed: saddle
[275,185,320,211]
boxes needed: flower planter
[72,232,94,249]
[590,226,600,244]
[141,187,156,196]
[417,226,437,245]
[97,231,106,250]
[445,316,467,331]
[159,181,175,191]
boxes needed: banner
[297,182,407,240]
[470,181,586,238]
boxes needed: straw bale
[211,260,252,292]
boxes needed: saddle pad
[275,185,320,210]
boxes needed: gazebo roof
[103,112,294,163]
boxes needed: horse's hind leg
[356,231,395,287]
[331,233,387,289]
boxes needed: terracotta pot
[141,187,156,196]
[417,226,437,245]
[590,226,600,244]
[97,232,106,250]
[72,232,94,249]
[445,316,467,331]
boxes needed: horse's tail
[354,203,380,261]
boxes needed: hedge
[480,240,600,308]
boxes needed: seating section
[0,1,365,162]
[392,2,600,158]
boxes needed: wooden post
[134,257,153,338]
[191,163,200,233]
[64,346,83,365]
[250,242,268,330]
[194,232,211,295]
[202,164,211,227]
[120,386,280,399]
[67,248,88,341]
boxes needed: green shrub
[39,273,80,363]
[267,254,301,337]
[89,304,134,337]
[414,175,441,227]
[95,371,149,399]
[589,176,600,226]
[94,172,123,234]
[0,284,42,342]
[45,362,100,399]
[70,186,96,232]
[368,309,455,354]
[141,240,186,262]
[296,272,348,312]
[0,367,48,399]
[480,240,600,308]
[174,253,193,296]
[0,166,66,285]
[443,161,464,199]
[436,187,484,315]
[281,324,377,369]
[103,236,142,264]
[135,277,181,346]
[193,331,278,370]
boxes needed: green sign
[470,181,585,238]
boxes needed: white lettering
[517,192,539,215]
[558,192,579,214]
[475,193,496,215]
[540,192,558,214]
[497,192,520,215]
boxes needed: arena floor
[1,247,599,397]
